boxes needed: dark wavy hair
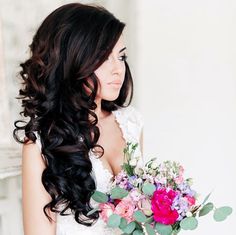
[13,3,133,226]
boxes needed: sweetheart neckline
[90,108,127,178]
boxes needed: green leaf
[119,218,128,230]
[202,192,212,205]
[172,228,181,235]
[133,230,144,235]
[199,202,214,217]
[145,157,157,167]
[133,210,147,223]
[123,163,134,176]
[142,183,156,196]
[213,206,233,222]
[107,214,121,228]
[180,217,198,230]
[145,216,154,224]
[86,206,99,216]
[122,221,136,234]
[135,221,143,230]
[145,224,156,235]
[91,190,108,203]
[155,223,173,235]
[111,187,129,199]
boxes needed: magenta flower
[151,188,179,225]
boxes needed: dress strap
[33,131,42,152]
[112,105,144,144]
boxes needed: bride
[13,3,143,235]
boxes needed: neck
[94,98,109,122]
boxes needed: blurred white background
[0,0,235,234]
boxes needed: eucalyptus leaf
[213,206,233,222]
[145,224,156,235]
[107,214,121,228]
[134,210,147,223]
[135,222,143,230]
[145,216,154,224]
[133,230,144,235]
[86,206,99,216]
[142,183,156,196]
[199,202,214,217]
[91,190,108,203]
[119,218,128,230]
[155,223,173,235]
[111,187,129,199]
[202,192,212,205]
[123,221,136,234]
[180,217,198,230]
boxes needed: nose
[109,56,124,75]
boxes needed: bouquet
[90,142,232,235]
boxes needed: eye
[119,54,128,62]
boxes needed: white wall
[1,0,235,234]
[135,0,236,234]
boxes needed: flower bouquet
[89,143,232,235]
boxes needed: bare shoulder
[22,138,57,235]
[22,138,45,168]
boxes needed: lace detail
[33,105,143,235]
[112,105,144,160]
[113,105,143,144]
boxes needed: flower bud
[186,211,193,217]
[129,158,137,167]
[134,167,144,176]
[186,178,194,186]
[151,161,158,170]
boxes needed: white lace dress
[35,105,144,235]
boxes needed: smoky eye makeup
[119,54,128,61]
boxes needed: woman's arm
[22,141,57,235]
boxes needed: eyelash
[119,54,128,62]
[106,54,128,62]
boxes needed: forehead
[112,34,125,52]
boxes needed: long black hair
[13,3,133,226]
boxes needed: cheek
[94,66,109,93]
[94,63,108,80]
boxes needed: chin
[103,93,120,101]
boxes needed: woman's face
[94,34,127,102]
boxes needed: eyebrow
[119,47,127,53]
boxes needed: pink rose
[179,165,184,175]
[185,195,196,206]
[114,198,136,223]
[99,203,115,223]
[151,188,179,225]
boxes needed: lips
[107,80,122,85]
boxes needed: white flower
[134,167,144,176]
[129,158,138,167]
[186,211,193,217]
[136,178,143,184]
[151,161,158,170]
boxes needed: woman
[13,3,143,235]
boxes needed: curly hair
[13,3,133,226]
